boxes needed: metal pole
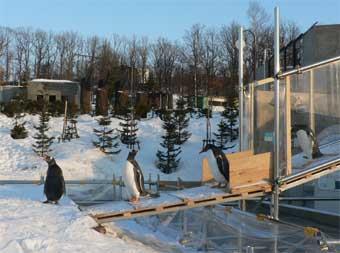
[263,49,267,78]
[271,6,280,220]
[238,26,244,152]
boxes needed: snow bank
[0,184,157,253]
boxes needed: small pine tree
[118,107,139,149]
[156,111,182,174]
[11,113,28,139]
[213,119,230,150]
[32,106,54,156]
[93,116,120,154]
[174,96,191,145]
[222,98,239,142]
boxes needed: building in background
[0,85,25,103]
[26,79,81,107]
[258,23,340,79]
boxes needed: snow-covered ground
[0,112,237,181]
[0,110,237,253]
[0,184,159,253]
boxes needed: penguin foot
[129,196,139,203]
[43,200,51,204]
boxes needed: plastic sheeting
[114,206,338,253]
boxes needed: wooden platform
[86,183,272,224]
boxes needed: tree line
[0,1,300,100]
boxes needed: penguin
[200,144,230,188]
[122,150,148,203]
[43,155,66,204]
[292,124,323,160]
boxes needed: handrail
[245,55,340,88]
[278,55,340,78]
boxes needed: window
[335,181,340,190]
[49,95,56,103]
[37,95,43,102]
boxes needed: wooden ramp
[87,150,273,224]
[86,183,272,224]
[86,149,340,224]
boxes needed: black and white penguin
[200,144,229,188]
[292,124,323,160]
[122,150,147,203]
[43,156,66,204]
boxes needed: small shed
[0,86,25,103]
[27,79,81,106]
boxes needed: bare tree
[137,36,149,84]
[14,28,32,82]
[220,21,240,98]
[32,30,49,78]
[202,28,219,96]
[183,24,204,107]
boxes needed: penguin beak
[199,149,204,154]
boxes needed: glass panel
[289,60,340,171]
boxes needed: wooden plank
[201,150,254,183]
[93,190,268,224]
[226,150,253,160]
[201,158,214,182]
[229,152,272,188]
[231,180,271,194]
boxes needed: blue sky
[0,0,339,40]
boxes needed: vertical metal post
[148,173,152,190]
[271,6,280,220]
[250,82,255,152]
[263,49,267,78]
[156,174,160,193]
[238,26,244,152]
[112,173,116,200]
[119,176,123,200]
[309,69,315,132]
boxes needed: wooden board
[201,150,254,182]
[229,152,272,188]
[88,185,270,224]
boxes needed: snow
[30,79,78,84]
[0,184,158,253]
[0,112,238,182]
[0,110,238,252]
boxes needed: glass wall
[244,58,340,176]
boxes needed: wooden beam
[92,189,269,224]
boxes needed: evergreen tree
[93,116,120,154]
[222,98,239,142]
[156,111,182,174]
[118,107,139,149]
[174,96,191,145]
[213,119,230,150]
[10,113,28,139]
[32,105,54,156]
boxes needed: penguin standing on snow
[292,124,323,160]
[200,144,230,189]
[122,150,148,203]
[43,156,66,204]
